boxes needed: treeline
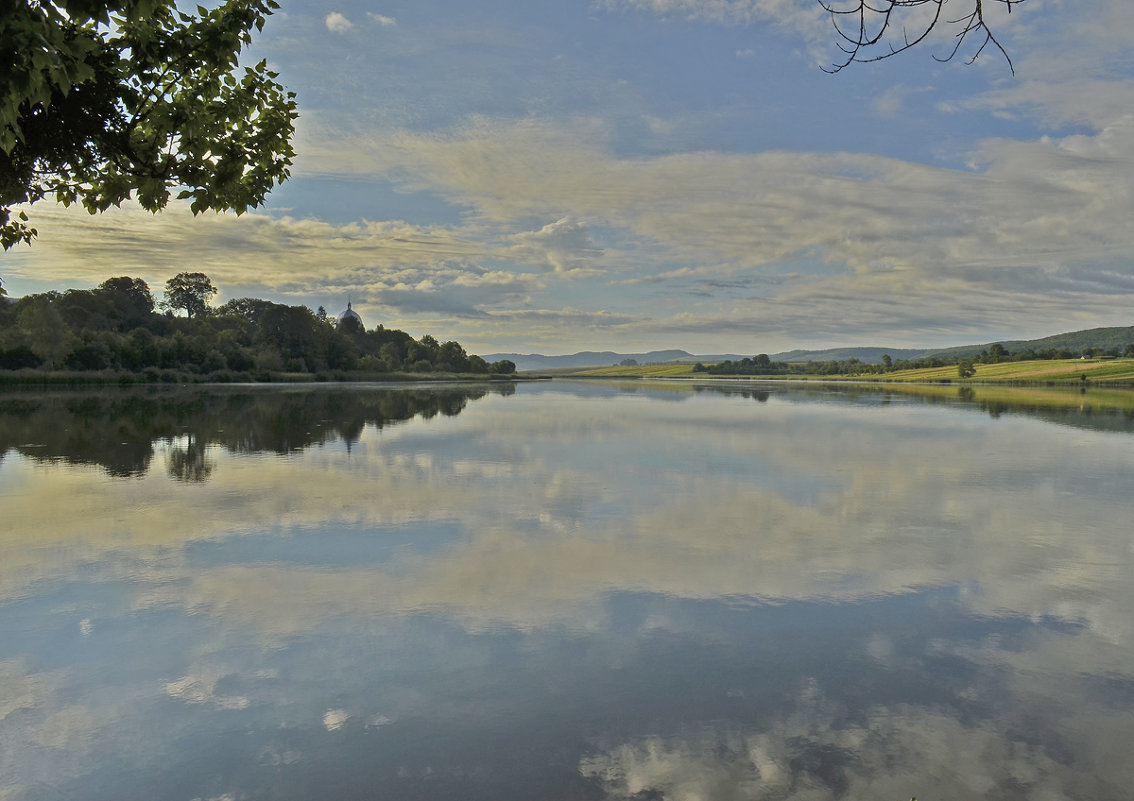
[693,340,1134,377]
[0,274,516,380]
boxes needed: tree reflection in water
[0,384,513,481]
[166,432,214,482]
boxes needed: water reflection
[1,381,1133,801]
[0,383,513,479]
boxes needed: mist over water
[2,381,1133,801]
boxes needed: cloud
[9,386,1133,639]
[374,262,545,317]
[278,111,1134,346]
[166,675,250,710]
[324,12,353,33]
[5,386,1134,798]
[599,0,827,37]
[581,692,1130,800]
[507,217,603,274]
[13,102,1134,350]
[872,84,928,117]
[297,114,1134,282]
[366,12,397,26]
[0,202,544,315]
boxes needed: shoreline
[0,369,530,388]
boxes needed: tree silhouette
[162,272,217,318]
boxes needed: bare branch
[818,0,1022,74]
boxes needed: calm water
[2,380,1134,801]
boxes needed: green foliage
[957,359,976,378]
[708,354,789,375]
[162,271,216,318]
[1,0,297,249]
[1,274,505,380]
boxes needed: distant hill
[483,349,702,371]
[489,325,1134,371]
[925,326,1134,360]
[771,326,1134,364]
[770,347,933,364]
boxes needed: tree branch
[818,0,1022,74]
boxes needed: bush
[0,346,42,370]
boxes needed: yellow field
[563,363,700,377]
[550,358,1134,385]
[883,358,1134,384]
[865,381,1134,412]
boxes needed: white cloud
[507,217,603,274]
[367,12,397,26]
[322,709,350,731]
[324,12,353,33]
[291,114,1134,305]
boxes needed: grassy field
[867,381,1134,413]
[557,363,700,378]
[882,358,1134,384]
[547,358,1134,385]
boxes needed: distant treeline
[694,341,1134,377]
[0,274,516,381]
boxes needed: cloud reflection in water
[1,383,1133,800]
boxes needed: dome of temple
[336,301,364,330]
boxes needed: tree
[18,298,73,367]
[818,0,1024,74]
[957,358,976,378]
[1,0,297,250]
[97,276,154,325]
[162,272,216,318]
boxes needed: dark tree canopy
[1,275,517,379]
[819,0,1024,74]
[1,0,297,249]
[163,272,217,318]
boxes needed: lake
[2,380,1134,801]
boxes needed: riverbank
[541,357,1134,386]
[0,368,525,387]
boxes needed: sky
[5,0,1134,355]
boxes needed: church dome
[336,301,364,330]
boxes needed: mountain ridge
[487,325,1134,371]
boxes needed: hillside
[762,326,1134,364]
[771,346,933,363]
[482,349,702,371]
[926,326,1134,360]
